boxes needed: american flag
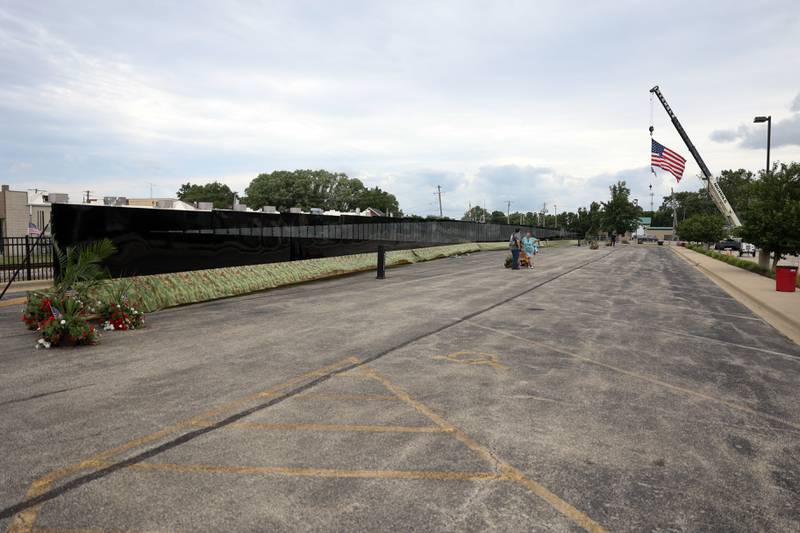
[27,222,42,236]
[651,139,686,182]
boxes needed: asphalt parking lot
[1,245,799,532]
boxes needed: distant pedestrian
[509,229,522,270]
[522,231,536,269]
[610,233,616,246]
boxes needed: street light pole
[753,115,772,270]
[753,115,771,175]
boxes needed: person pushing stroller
[522,231,537,269]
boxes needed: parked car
[739,242,756,257]
[714,239,741,252]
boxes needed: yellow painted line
[431,351,509,371]
[189,421,450,433]
[0,296,26,308]
[192,357,362,422]
[362,366,606,533]
[115,461,505,481]
[6,357,361,532]
[7,479,53,533]
[294,394,400,401]
[469,321,800,432]
[332,373,372,379]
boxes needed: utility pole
[83,190,92,204]
[671,187,678,237]
[435,185,443,218]
[506,201,512,224]
[554,204,558,229]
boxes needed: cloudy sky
[1,1,798,217]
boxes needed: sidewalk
[672,247,800,345]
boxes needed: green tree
[739,162,800,269]
[488,210,508,224]
[718,168,755,217]
[329,177,366,211]
[245,171,309,211]
[354,186,401,216]
[676,213,726,245]
[587,202,603,236]
[244,170,400,214]
[654,190,715,226]
[508,211,528,225]
[560,211,579,231]
[462,205,489,222]
[601,181,639,235]
[176,181,235,209]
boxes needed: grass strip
[83,242,508,313]
[686,244,800,289]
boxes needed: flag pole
[671,187,677,240]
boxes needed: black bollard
[376,245,385,279]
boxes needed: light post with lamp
[753,115,772,269]
[753,115,771,175]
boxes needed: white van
[740,242,756,257]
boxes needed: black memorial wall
[52,204,567,277]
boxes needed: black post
[24,235,32,281]
[766,116,771,175]
[376,245,385,279]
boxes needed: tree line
[459,162,799,268]
[460,181,636,238]
[674,163,800,269]
[177,170,400,215]
[176,163,799,269]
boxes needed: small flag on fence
[651,139,686,182]
[27,222,42,236]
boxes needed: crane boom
[649,85,741,227]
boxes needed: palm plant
[52,237,117,298]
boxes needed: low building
[1,185,28,239]
[127,197,178,208]
[1,185,68,239]
[126,198,197,210]
[644,226,675,241]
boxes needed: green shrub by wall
[687,244,800,288]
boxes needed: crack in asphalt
[0,385,94,407]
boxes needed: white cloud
[9,161,33,173]
[1,1,798,215]
[710,92,800,150]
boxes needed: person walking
[509,228,522,270]
[522,231,536,269]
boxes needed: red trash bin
[775,265,798,292]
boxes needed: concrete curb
[671,247,800,345]
[0,296,26,308]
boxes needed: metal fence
[0,237,54,282]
